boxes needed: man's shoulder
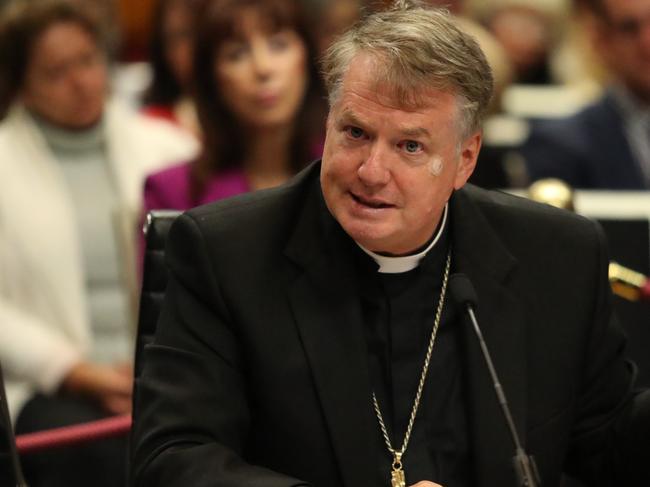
[461,184,597,237]
[182,162,319,243]
[458,185,605,276]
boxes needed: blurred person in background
[481,3,555,84]
[141,0,204,136]
[522,0,650,189]
[0,1,197,485]
[85,0,121,59]
[310,0,363,57]
[549,0,609,93]
[143,0,326,212]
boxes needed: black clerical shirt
[352,222,470,487]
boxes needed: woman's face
[21,21,107,129]
[214,8,308,129]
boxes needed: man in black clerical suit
[131,2,650,487]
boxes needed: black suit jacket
[521,92,647,189]
[131,162,649,487]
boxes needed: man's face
[595,0,650,101]
[21,22,107,129]
[320,53,480,256]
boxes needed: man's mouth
[350,192,393,209]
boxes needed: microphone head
[449,273,478,309]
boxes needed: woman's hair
[142,0,204,107]
[0,0,101,118]
[189,0,326,202]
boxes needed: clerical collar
[357,204,448,274]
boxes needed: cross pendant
[391,452,405,487]
[391,467,405,487]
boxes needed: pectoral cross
[391,452,406,487]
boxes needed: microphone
[449,274,541,487]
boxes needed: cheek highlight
[428,156,444,176]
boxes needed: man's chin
[342,224,392,252]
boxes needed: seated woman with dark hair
[0,1,197,486]
[143,0,327,211]
[141,0,204,136]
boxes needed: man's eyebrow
[335,110,365,128]
[336,110,431,138]
[397,126,431,138]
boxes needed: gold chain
[371,249,451,486]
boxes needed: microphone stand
[465,305,542,487]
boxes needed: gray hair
[321,0,494,137]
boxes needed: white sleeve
[0,299,83,394]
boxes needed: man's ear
[453,130,482,190]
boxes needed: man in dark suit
[131,2,650,486]
[522,0,650,189]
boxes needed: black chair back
[134,210,181,379]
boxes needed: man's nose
[357,143,391,187]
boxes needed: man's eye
[346,126,365,139]
[401,140,422,153]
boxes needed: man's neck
[357,204,449,274]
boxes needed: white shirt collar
[356,204,448,274]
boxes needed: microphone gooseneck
[449,274,541,487]
[448,273,478,308]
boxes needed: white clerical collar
[357,204,448,274]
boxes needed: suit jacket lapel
[451,188,527,487]
[285,179,377,487]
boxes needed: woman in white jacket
[0,1,198,485]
